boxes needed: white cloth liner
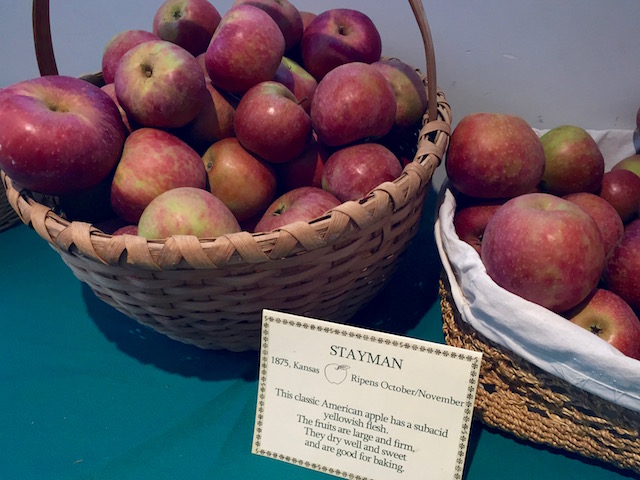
[435,128,640,413]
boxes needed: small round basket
[3,0,452,351]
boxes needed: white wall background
[2,0,639,132]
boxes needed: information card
[252,310,482,480]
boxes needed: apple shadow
[347,183,443,335]
[81,284,260,382]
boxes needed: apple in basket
[301,8,382,80]
[273,57,318,114]
[321,143,402,203]
[311,62,396,147]
[372,57,428,129]
[446,112,545,199]
[101,83,134,133]
[202,137,277,222]
[254,186,341,232]
[453,198,505,257]
[234,81,313,163]
[110,127,207,224]
[205,4,285,95]
[275,136,329,191]
[481,193,605,313]
[232,0,303,53]
[564,288,640,360]
[612,153,640,178]
[599,169,640,224]
[101,29,160,84]
[178,80,238,153]
[603,219,640,312]
[153,0,222,56]
[137,186,241,239]
[538,125,605,196]
[563,192,624,259]
[114,39,207,129]
[0,75,125,195]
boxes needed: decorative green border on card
[253,312,481,480]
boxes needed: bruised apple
[481,193,605,313]
[137,186,240,239]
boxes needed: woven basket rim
[6,0,453,271]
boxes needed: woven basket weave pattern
[3,0,452,351]
[439,276,640,474]
[0,180,20,232]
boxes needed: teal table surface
[0,186,637,480]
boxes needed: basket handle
[32,0,438,122]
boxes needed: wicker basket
[439,270,640,473]
[0,180,20,232]
[3,0,452,351]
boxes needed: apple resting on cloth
[453,198,505,257]
[563,192,624,258]
[321,143,402,202]
[153,0,222,56]
[0,75,126,195]
[205,4,285,94]
[114,39,207,129]
[137,186,241,239]
[311,62,396,147]
[445,112,545,199]
[603,218,640,312]
[301,8,382,80]
[254,186,341,232]
[110,128,207,223]
[481,193,605,313]
[599,169,640,224]
[612,153,640,178]
[538,125,604,196]
[564,288,640,360]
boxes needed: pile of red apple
[0,0,429,238]
[448,110,640,361]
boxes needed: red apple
[599,169,640,223]
[311,62,396,147]
[114,40,207,129]
[232,0,303,52]
[205,4,285,95]
[372,58,427,129]
[481,193,605,313]
[137,186,241,239]
[300,11,317,30]
[113,224,138,236]
[446,112,546,199]
[0,76,125,195]
[612,153,640,178]
[254,186,341,232]
[101,83,134,133]
[273,56,318,114]
[202,137,277,221]
[565,288,640,360]
[453,198,504,257]
[110,128,207,223]
[563,192,624,258]
[234,81,312,163]
[538,125,604,196]
[301,8,382,80]
[101,29,159,84]
[179,80,237,152]
[152,0,222,56]
[603,219,640,312]
[275,136,329,191]
[321,143,402,203]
